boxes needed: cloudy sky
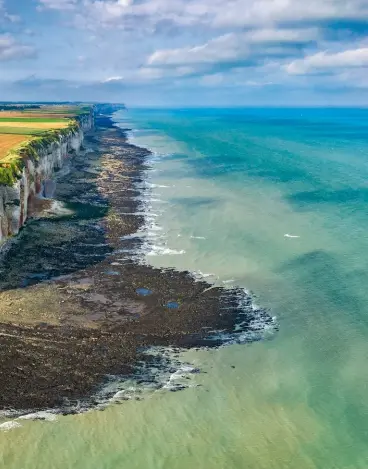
[0,0,368,105]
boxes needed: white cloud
[244,28,319,43]
[334,69,368,88]
[0,34,36,61]
[286,47,368,74]
[148,34,245,67]
[101,65,200,84]
[4,13,21,22]
[38,0,78,10]
[81,0,132,22]
[29,0,368,97]
[100,69,162,83]
[39,0,368,30]
[102,76,124,82]
[148,28,318,68]
[212,0,368,27]
[0,0,20,22]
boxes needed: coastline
[0,108,94,248]
[0,113,275,418]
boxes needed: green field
[26,105,90,116]
[0,127,53,135]
[0,118,68,123]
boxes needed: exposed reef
[0,113,276,416]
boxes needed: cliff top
[0,104,93,185]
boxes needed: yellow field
[0,134,31,159]
[0,121,68,130]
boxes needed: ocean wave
[0,421,22,432]
[162,365,200,391]
[18,411,58,422]
[147,183,171,189]
[87,347,203,408]
[146,245,186,256]
[192,270,216,279]
[0,410,58,432]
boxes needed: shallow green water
[2,108,368,468]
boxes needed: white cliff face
[0,114,93,248]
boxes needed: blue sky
[0,0,368,106]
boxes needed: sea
[1,107,368,469]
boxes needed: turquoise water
[2,107,368,468]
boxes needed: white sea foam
[151,198,167,203]
[117,212,157,217]
[18,411,57,422]
[147,232,163,240]
[149,224,163,231]
[120,233,144,240]
[284,233,300,238]
[146,245,186,256]
[118,132,187,265]
[0,421,22,431]
[162,365,198,391]
[193,270,216,279]
[213,311,277,345]
[147,183,170,189]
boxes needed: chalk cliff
[0,111,94,248]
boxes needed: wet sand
[0,114,273,415]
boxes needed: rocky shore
[0,113,275,416]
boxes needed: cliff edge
[0,108,94,248]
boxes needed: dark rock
[0,114,275,416]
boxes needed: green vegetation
[27,105,91,116]
[0,104,41,111]
[0,107,92,186]
[0,127,52,135]
[0,118,68,123]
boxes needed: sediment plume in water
[0,115,276,416]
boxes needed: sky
[0,0,368,106]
